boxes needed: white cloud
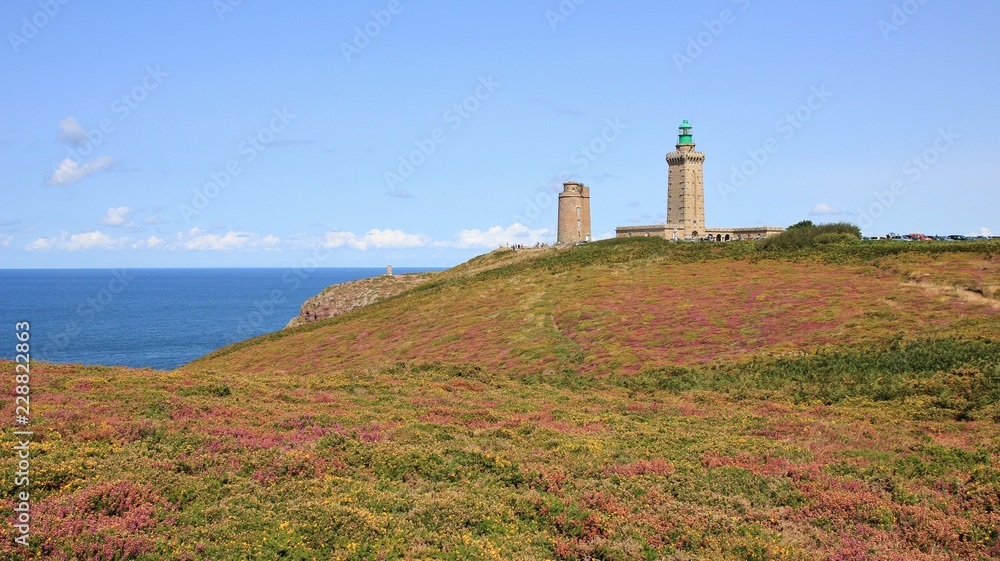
[67,231,124,250]
[25,238,51,251]
[143,216,164,225]
[57,116,88,145]
[26,231,128,251]
[968,227,993,237]
[323,229,428,250]
[809,203,842,215]
[183,228,253,251]
[100,206,134,227]
[133,236,165,249]
[1,235,12,248]
[25,228,283,252]
[19,225,556,254]
[437,223,552,249]
[48,156,116,186]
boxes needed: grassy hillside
[2,239,998,559]
[194,238,999,376]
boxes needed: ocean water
[0,268,439,370]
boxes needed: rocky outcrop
[285,273,435,328]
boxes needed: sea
[0,268,441,370]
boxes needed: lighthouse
[665,120,706,239]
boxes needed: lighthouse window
[576,206,581,215]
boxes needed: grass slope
[1,239,998,559]
[193,239,999,377]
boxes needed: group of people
[691,234,764,242]
[504,242,548,250]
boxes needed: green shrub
[759,221,861,250]
[814,222,861,238]
[178,383,231,397]
[814,232,859,245]
[625,338,1000,412]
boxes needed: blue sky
[2,0,997,268]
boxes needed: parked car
[906,233,931,241]
[947,235,968,241]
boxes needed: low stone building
[616,225,784,241]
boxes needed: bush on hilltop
[759,221,861,250]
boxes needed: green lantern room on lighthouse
[678,120,694,145]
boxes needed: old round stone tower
[557,182,591,244]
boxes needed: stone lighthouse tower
[557,182,591,244]
[665,120,706,239]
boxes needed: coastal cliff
[285,272,435,328]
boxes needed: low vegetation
[757,221,862,251]
[1,237,997,559]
